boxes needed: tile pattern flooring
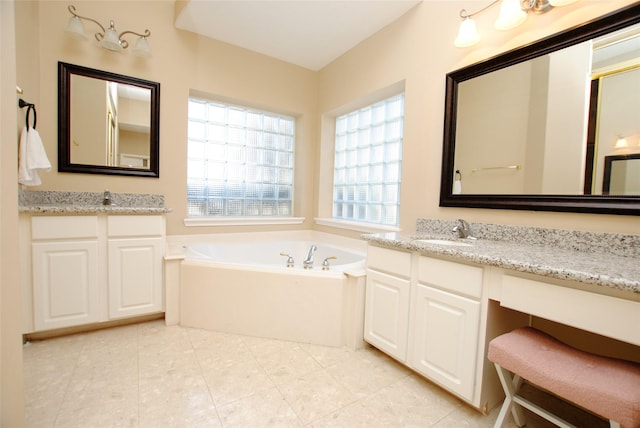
[23,320,608,427]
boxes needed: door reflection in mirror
[70,74,151,169]
[603,154,640,195]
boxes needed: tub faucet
[102,189,112,206]
[453,219,474,239]
[303,244,317,269]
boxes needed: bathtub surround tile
[23,320,609,427]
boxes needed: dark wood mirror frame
[440,4,640,215]
[58,62,160,177]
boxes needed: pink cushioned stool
[488,327,640,428]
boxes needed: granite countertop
[363,221,640,296]
[19,204,171,214]
[19,190,172,215]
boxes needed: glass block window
[333,94,404,226]
[187,98,295,217]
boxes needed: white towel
[18,126,51,186]
[452,179,462,194]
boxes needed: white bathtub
[184,239,365,273]
[173,231,368,348]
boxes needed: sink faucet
[102,189,112,206]
[303,244,317,269]
[453,219,473,239]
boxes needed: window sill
[184,217,305,227]
[314,218,400,234]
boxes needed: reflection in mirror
[59,62,160,177]
[454,40,591,195]
[603,154,640,195]
[588,24,640,194]
[440,4,640,215]
[70,76,151,168]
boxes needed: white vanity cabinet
[364,246,412,362]
[364,244,521,412]
[31,216,102,331]
[411,256,482,401]
[107,216,164,319]
[23,214,165,333]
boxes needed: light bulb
[133,37,152,57]
[495,0,528,31]
[100,22,123,52]
[454,18,480,48]
[65,16,87,40]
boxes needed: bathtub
[172,231,368,348]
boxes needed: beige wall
[16,0,319,236]
[2,1,25,426]
[318,0,640,235]
[15,0,640,241]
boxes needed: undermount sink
[414,239,474,247]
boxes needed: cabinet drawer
[32,216,98,240]
[418,256,482,299]
[367,245,411,277]
[501,275,640,346]
[108,215,164,237]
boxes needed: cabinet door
[108,238,163,319]
[364,269,411,362]
[32,241,100,330]
[411,283,480,401]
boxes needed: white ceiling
[174,0,422,71]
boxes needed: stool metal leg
[494,363,526,427]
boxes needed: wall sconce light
[614,135,640,149]
[454,0,579,48]
[614,136,628,148]
[65,5,152,57]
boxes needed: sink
[414,239,474,247]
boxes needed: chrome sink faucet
[453,219,474,239]
[102,189,112,206]
[303,244,317,269]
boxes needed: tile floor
[23,320,608,428]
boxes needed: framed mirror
[440,4,640,215]
[58,62,160,177]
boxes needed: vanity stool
[488,327,640,428]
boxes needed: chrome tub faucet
[303,244,317,269]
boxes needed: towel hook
[455,169,462,180]
[18,99,37,129]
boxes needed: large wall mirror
[440,4,640,215]
[58,62,160,177]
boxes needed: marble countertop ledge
[19,205,171,214]
[19,190,172,215]
[363,221,640,296]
